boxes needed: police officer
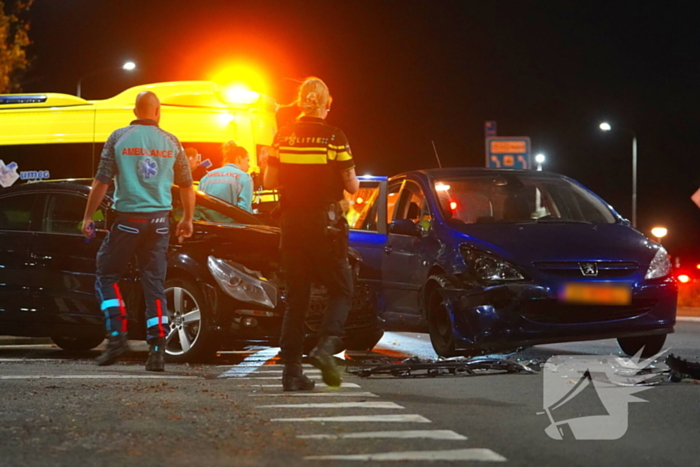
[81,91,195,371]
[264,77,359,391]
[199,141,253,213]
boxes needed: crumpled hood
[451,222,658,266]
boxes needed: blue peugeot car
[346,168,676,357]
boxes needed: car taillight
[678,274,691,283]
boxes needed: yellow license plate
[560,283,632,305]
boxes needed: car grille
[520,299,656,324]
[534,261,639,279]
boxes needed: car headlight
[207,256,277,308]
[645,247,672,280]
[461,246,525,281]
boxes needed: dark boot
[282,363,316,391]
[309,336,343,388]
[145,338,165,372]
[96,333,130,366]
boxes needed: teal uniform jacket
[199,163,253,213]
[95,119,192,214]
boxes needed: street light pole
[632,133,637,228]
[599,122,637,228]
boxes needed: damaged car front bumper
[438,278,677,353]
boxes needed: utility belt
[280,202,349,259]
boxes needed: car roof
[0,178,94,196]
[392,167,566,181]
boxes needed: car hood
[186,221,281,262]
[451,222,658,265]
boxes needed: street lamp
[77,61,137,98]
[535,153,545,171]
[599,122,638,228]
[651,226,667,243]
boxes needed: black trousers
[279,212,353,363]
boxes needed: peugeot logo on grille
[579,262,598,277]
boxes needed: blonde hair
[297,77,331,117]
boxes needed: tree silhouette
[0,0,33,93]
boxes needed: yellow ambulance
[0,81,277,189]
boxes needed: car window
[171,189,262,226]
[0,194,34,231]
[435,174,616,224]
[43,194,105,235]
[386,181,402,222]
[395,181,431,231]
[346,182,380,231]
[396,182,429,221]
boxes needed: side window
[396,182,431,231]
[44,194,103,235]
[345,182,380,231]
[386,181,402,222]
[0,194,35,231]
[396,182,429,221]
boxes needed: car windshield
[434,174,617,225]
[171,188,263,225]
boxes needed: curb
[0,337,53,346]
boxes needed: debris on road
[347,356,537,378]
[666,354,700,382]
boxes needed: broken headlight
[645,246,672,280]
[207,256,278,309]
[461,246,525,282]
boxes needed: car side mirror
[389,219,421,237]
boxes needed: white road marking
[677,316,700,323]
[235,382,360,388]
[0,375,197,380]
[218,347,280,378]
[250,392,379,398]
[258,402,404,409]
[305,448,507,462]
[271,414,431,423]
[231,369,322,374]
[0,358,68,362]
[298,430,467,440]
[225,376,325,380]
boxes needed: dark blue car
[346,168,676,357]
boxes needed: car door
[0,192,41,328]
[382,179,435,323]
[30,191,108,328]
[347,177,388,307]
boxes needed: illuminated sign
[485,137,531,169]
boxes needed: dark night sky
[19,1,700,261]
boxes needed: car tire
[617,334,666,358]
[345,330,385,352]
[51,335,104,352]
[164,278,218,363]
[426,274,458,357]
